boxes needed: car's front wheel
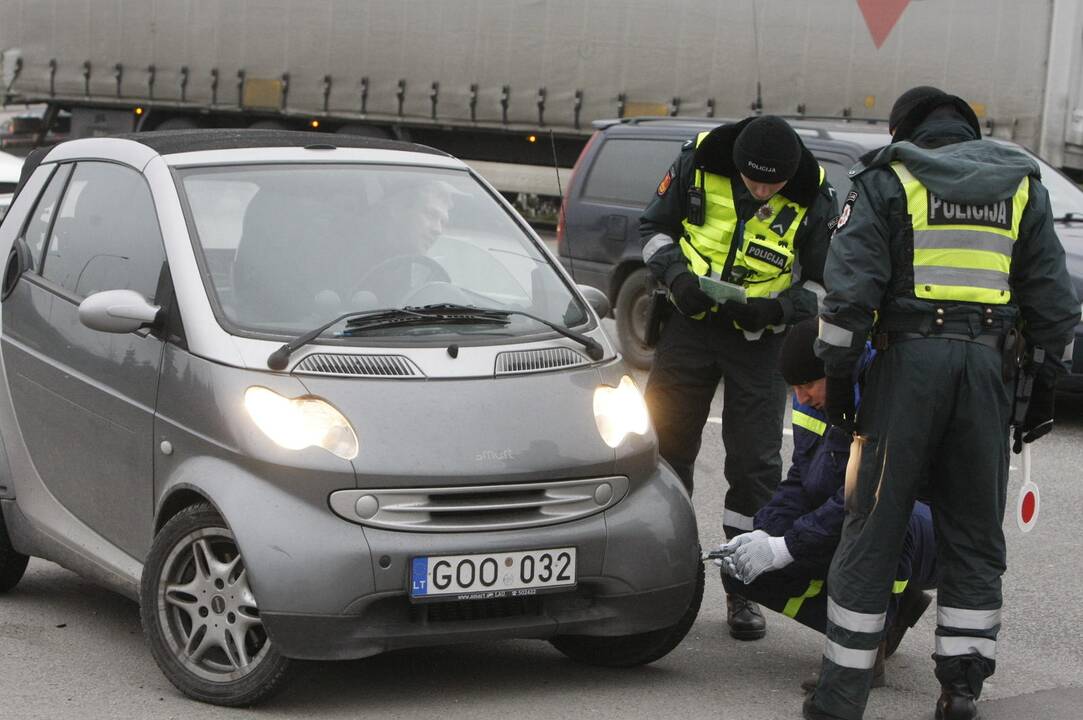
[550,561,704,667]
[0,509,29,593]
[140,503,292,706]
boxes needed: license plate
[410,547,577,602]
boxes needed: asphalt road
[2,242,1082,719]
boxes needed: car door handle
[603,214,627,241]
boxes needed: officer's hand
[731,534,793,585]
[1013,374,1056,453]
[711,530,768,571]
[721,298,783,332]
[669,273,714,316]
[825,374,857,435]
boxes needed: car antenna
[548,129,577,281]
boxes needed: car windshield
[177,163,587,339]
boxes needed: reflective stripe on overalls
[677,131,823,333]
[890,162,1028,305]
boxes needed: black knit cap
[889,85,982,142]
[779,317,825,386]
[732,116,801,184]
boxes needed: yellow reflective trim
[783,579,824,618]
[792,410,827,437]
[893,580,909,594]
[913,248,1011,273]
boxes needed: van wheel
[615,267,655,370]
[0,509,29,593]
[140,503,292,706]
[550,562,703,667]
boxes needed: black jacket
[639,118,838,324]
[815,118,1080,378]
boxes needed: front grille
[293,353,423,378]
[412,596,541,623]
[329,476,629,532]
[495,347,589,375]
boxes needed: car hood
[297,365,641,488]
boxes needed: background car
[0,130,702,706]
[0,148,22,222]
[557,117,1083,392]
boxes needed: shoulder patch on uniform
[657,168,674,197]
[835,190,859,231]
[827,215,839,231]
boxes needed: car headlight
[244,387,359,460]
[593,375,650,448]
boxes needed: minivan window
[582,138,687,207]
[819,159,852,200]
[178,163,587,338]
[22,163,72,272]
[41,162,166,300]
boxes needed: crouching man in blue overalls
[714,317,939,688]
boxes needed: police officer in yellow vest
[641,116,838,640]
[805,88,1080,720]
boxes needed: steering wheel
[351,254,452,307]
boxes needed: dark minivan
[557,116,1083,392]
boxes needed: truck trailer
[2,0,1083,189]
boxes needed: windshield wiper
[1054,212,1083,223]
[266,308,434,370]
[267,303,604,371]
[358,303,605,360]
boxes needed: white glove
[711,530,769,570]
[732,534,794,584]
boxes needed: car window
[582,137,687,207]
[21,163,72,272]
[178,163,587,338]
[41,162,166,300]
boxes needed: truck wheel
[0,509,29,593]
[140,503,292,706]
[615,267,655,370]
[550,562,703,668]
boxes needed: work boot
[802,693,842,720]
[801,641,886,693]
[935,681,981,720]
[726,592,766,640]
[884,586,933,658]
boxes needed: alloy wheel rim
[156,526,270,683]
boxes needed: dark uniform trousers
[722,502,938,636]
[645,311,788,537]
[813,339,1010,720]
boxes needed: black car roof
[595,116,890,153]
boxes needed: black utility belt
[873,331,1004,351]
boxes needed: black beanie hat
[732,116,801,184]
[779,317,825,386]
[889,85,982,142]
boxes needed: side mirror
[78,289,161,333]
[1,238,32,300]
[578,284,611,318]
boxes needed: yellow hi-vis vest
[890,162,1029,305]
[678,132,823,325]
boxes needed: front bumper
[255,463,698,661]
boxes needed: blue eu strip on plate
[411,557,429,596]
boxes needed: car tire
[140,503,293,706]
[0,509,29,593]
[614,267,655,370]
[550,561,704,668]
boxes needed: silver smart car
[0,130,702,705]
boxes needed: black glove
[721,298,784,332]
[825,374,856,435]
[669,273,714,316]
[1013,374,1056,453]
